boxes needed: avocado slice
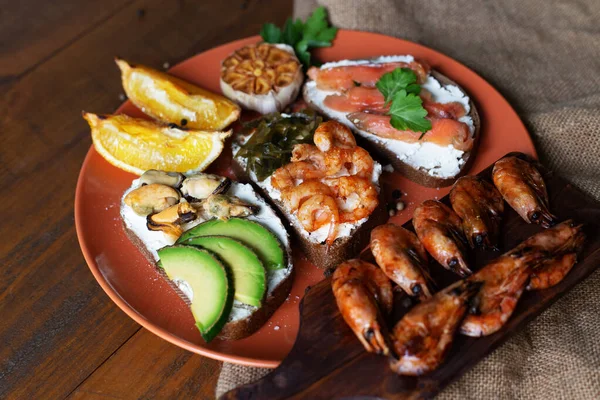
[187,236,266,307]
[178,218,286,271]
[157,245,233,342]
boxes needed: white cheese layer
[304,56,474,179]
[120,178,293,322]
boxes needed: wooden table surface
[0,1,292,398]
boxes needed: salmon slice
[323,87,388,112]
[419,89,466,119]
[307,60,430,91]
[323,86,467,119]
[348,112,473,151]
[423,101,466,120]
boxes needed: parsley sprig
[376,68,432,134]
[260,7,338,69]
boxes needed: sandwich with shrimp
[232,111,387,270]
[303,55,480,187]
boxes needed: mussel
[139,170,184,188]
[124,184,180,216]
[201,194,259,220]
[147,202,197,240]
[181,174,231,201]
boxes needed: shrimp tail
[325,216,338,247]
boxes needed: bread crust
[120,198,294,341]
[302,69,480,188]
[231,159,388,271]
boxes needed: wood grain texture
[0,0,292,398]
[0,0,131,78]
[222,153,600,400]
[67,329,222,400]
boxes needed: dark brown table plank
[67,329,222,400]
[0,0,292,398]
[0,0,131,79]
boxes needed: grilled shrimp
[314,120,357,152]
[460,222,582,337]
[291,144,326,167]
[332,259,393,355]
[413,200,471,277]
[280,180,333,211]
[449,176,504,250]
[271,161,325,190]
[297,194,340,245]
[518,220,584,256]
[324,176,379,223]
[323,146,374,178]
[492,156,556,228]
[292,141,374,178]
[519,220,585,291]
[370,224,433,300]
[389,280,479,375]
[460,248,545,337]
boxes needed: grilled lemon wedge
[84,113,231,175]
[115,58,240,131]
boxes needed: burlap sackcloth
[217,0,600,398]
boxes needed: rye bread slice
[303,69,480,188]
[120,186,294,341]
[231,159,388,271]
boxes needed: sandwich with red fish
[303,56,480,187]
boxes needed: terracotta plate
[75,30,535,368]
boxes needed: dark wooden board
[222,152,600,400]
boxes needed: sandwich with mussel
[120,170,293,342]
